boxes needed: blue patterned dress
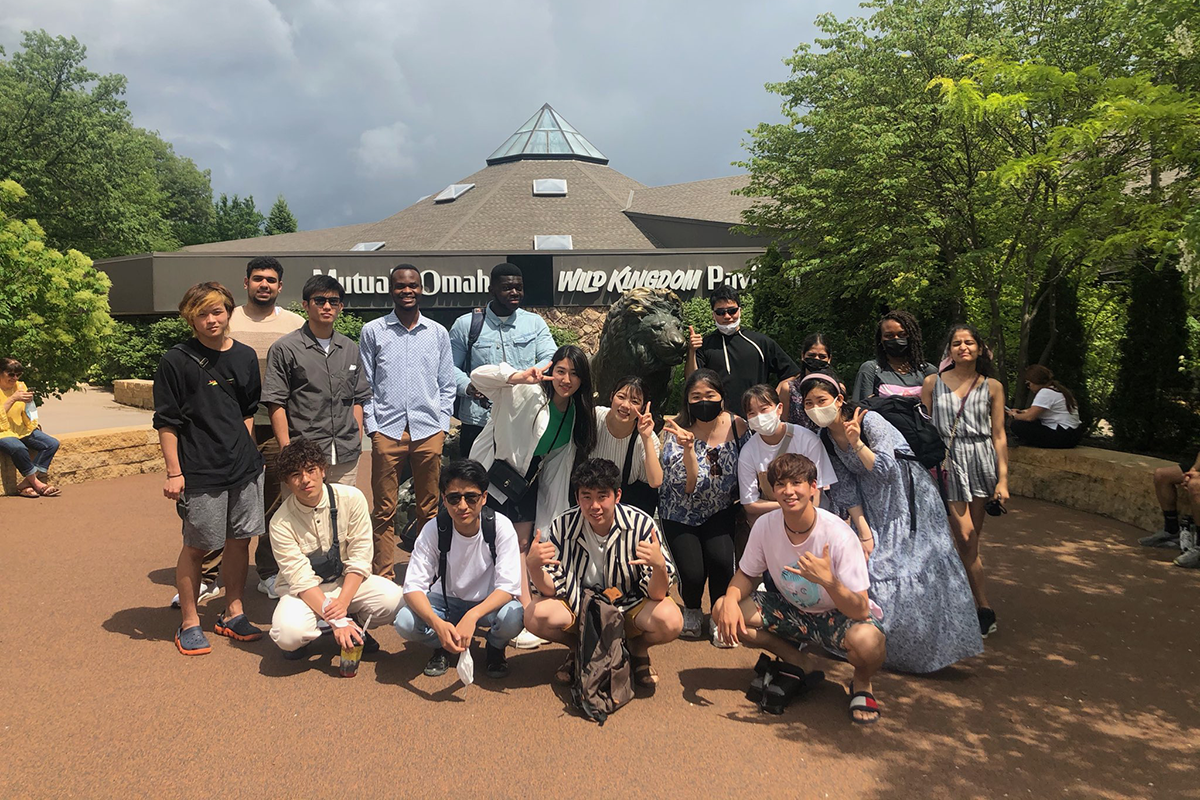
[826,411,983,672]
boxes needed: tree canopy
[266,195,299,236]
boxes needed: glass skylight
[486,104,608,165]
[532,179,567,196]
[534,234,573,250]
[434,183,476,203]
[349,241,385,251]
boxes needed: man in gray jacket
[264,273,370,489]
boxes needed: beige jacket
[270,483,373,596]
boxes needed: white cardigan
[467,362,576,533]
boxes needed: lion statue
[591,287,689,417]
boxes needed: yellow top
[1,380,37,439]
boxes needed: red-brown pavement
[2,463,1198,799]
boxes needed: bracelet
[167,473,183,478]
[854,441,867,452]
[858,536,873,542]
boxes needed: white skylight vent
[532,179,567,196]
[434,183,475,203]
[534,234,573,250]
[349,241,386,251]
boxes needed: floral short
[752,590,883,657]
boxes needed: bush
[89,315,192,384]
[548,323,580,348]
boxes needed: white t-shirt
[738,423,836,505]
[403,512,523,602]
[1031,388,1081,430]
[739,508,879,617]
[592,406,661,484]
[316,335,333,353]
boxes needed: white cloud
[353,121,417,177]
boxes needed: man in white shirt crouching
[395,459,524,680]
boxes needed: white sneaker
[709,618,738,649]
[257,575,279,599]
[510,628,548,649]
[1174,547,1200,569]
[171,581,217,609]
[1180,527,1198,552]
[681,607,704,639]
[1138,529,1179,548]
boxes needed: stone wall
[1,426,162,494]
[1009,445,1191,532]
[113,379,155,410]
[529,306,607,352]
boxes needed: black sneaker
[282,643,310,661]
[362,630,380,655]
[424,648,450,677]
[978,607,997,638]
[485,643,509,679]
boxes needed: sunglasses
[444,491,483,506]
[706,448,723,477]
[307,296,343,307]
[713,307,739,318]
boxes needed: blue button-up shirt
[359,311,456,441]
[449,306,558,427]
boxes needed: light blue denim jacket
[449,306,558,427]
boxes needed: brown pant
[370,429,444,579]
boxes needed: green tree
[0,180,113,395]
[141,131,215,247]
[0,31,178,257]
[212,193,265,241]
[265,194,299,236]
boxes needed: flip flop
[630,654,658,689]
[37,485,61,497]
[16,486,40,498]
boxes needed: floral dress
[659,430,750,525]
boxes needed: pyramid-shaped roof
[486,103,608,166]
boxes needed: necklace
[784,514,817,538]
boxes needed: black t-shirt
[695,329,800,413]
[152,339,264,492]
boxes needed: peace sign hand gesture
[844,407,867,449]
[784,544,835,588]
[636,401,655,438]
[508,363,552,385]
[629,526,667,570]
[663,417,694,449]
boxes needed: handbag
[306,484,344,583]
[619,430,659,515]
[488,400,570,503]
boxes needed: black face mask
[882,337,909,357]
[803,356,830,374]
[688,400,723,422]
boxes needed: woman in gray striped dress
[921,324,1009,639]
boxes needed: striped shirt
[541,503,678,615]
[359,311,456,441]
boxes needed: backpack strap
[172,343,240,407]
[463,307,486,376]
[480,506,498,563]
[435,509,454,601]
[326,483,340,552]
[621,431,638,488]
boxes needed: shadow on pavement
[103,605,178,642]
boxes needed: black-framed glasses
[705,448,723,477]
[713,306,739,318]
[308,296,343,307]
[445,491,483,506]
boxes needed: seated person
[712,453,887,725]
[0,357,61,497]
[269,439,404,662]
[1179,465,1200,569]
[525,458,682,690]
[395,459,524,679]
[1140,449,1199,552]
[1006,365,1083,449]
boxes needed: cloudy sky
[0,0,859,232]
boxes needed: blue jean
[394,593,524,649]
[0,430,59,478]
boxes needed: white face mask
[747,409,781,436]
[715,320,739,335]
[805,403,840,428]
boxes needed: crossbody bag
[488,400,571,502]
[306,483,344,583]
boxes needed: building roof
[182,104,759,254]
[486,103,608,166]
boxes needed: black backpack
[432,506,497,600]
[859,395,945,469]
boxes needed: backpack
[859,395,945,470]
[432,506,497,601]
[571,587,633,725]
[453,308,488,419]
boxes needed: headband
[798,372,843,397]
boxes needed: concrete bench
[1,426,163,495]
[1009,445,1192,532]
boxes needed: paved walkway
[34,385,153,433]
[2,465,1197,798]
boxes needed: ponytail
[1024,364,1077,413]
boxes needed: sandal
[554,653,575,686]
[175,625,212,656]
[16,486,40,498]
[631,654,658,689]
[848,682,881,725]
[214,612,264,642]
[36,484,61,497]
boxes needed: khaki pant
[269,575,404,652]
[370,429,444,580]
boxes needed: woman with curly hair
[852,311,937,403]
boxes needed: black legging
[1011,419,1083,449]
[662,505,738,609]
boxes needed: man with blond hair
[153,282,266,656]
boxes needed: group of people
[137,253,1179,728]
